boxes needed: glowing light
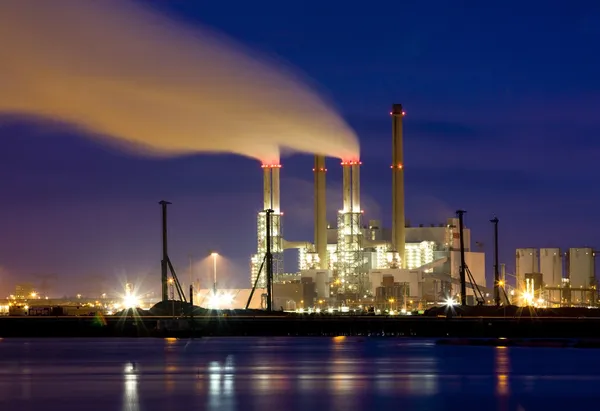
[444,298,457,307]
[207,292,234,309]
[123,294,139,309]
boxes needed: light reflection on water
[122,362,139,411]
[0,337,599,410]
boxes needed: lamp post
[211,252,219,295]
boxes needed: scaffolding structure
[335,210,365,295]
[251,211,283,287]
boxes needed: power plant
[514,247,598,307]
[248,104,487,311]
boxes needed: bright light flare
[123,293,139,309]
[521,291,534,306]
[444,298,457,307]
[207,292,234,309]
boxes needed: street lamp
[211,252,219,295]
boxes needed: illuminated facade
[371,241,435,270]
[405,241,436,270]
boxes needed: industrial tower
[391,104,406,268]
[335,160,365,295]
[250,163,283,287]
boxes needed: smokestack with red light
[341,160,352,213]
[261,163,281,212]
[314,155,327,269]
[391,104,406,267]
[351,160,361,213]
[271,164,281,213]
[262,163,272,210]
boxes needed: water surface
[0,337,597,410]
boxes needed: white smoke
[0,0,359,164]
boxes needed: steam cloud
[0,0,359,163]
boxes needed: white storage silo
[516,248,539,290]
[568,248,594,288]
[539,248,562,287]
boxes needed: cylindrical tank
[515,248,539,290]
[539,248,562,288]
[568,248,594,288]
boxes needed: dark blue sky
[1,0,599,296]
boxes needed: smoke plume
[0,0,359,164]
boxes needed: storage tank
[539,248,562,287]
[516,248,539,290]
[567,248,595,288]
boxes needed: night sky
[1,0,599,297]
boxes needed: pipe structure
[351,161,361,213]
[262,164,272,210]
[314,155,327,269]
[456,209,467,306]
[341,161,352,213]
[271,164,281,213]
[491,217,500,306]
[159,200,171,302]
[391,104,406,267]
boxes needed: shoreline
[2,315,600,340]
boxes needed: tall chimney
[314,156,327,269]
[271,164,281,213]
[351,161,361,213]
[342,161,352,213]
[262,164,272,210]
[391,104,406,267]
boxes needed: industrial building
[515,247,597,306]
[248,103,487,310]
